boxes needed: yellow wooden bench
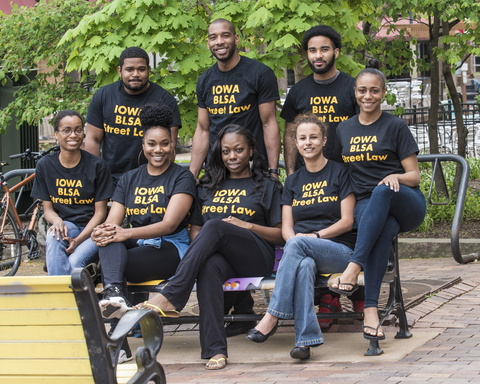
[0,268,166,384]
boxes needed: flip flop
[140,301,181,318]
[205,357,227,370]
[363,322,386,340]
[329,278,359,297]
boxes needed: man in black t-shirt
[85,47,181,185]
[190,19,281,336]
[281,25,359,175]
[190,19,281,181]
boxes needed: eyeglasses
[58,129,84,136]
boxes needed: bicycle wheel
[0,209,22,276]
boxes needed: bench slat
[0,359,92,375]
[0,376,95,384]
[0,292,78,309]
[0,276,72,293]
[0,309,81,326]
[1,341,89,359]
[0,325,85,341]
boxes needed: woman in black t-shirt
[246,113,356,360]
[31,110,112,275]
[137,125,283,370]
[91,103,196,319]
[331,61,426,341]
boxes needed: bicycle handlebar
[9,145,59,162]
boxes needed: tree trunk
[294,48,307,83]
[427,14,448,198]
[428,14,440,155]
[442,20,466,194]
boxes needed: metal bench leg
[365,340,384,356]
[394,275,412,339]
[262,289,270,305]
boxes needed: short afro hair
[301,25,342,51]
[53,110,84,131]
[139,102,173,135]
[119,47,150,68]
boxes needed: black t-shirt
[196,56,280,161]
[281,161,355,248]
[31,150,113,226]
[191,177,282,255]
[86,80,181,182]
[112,163,196,233]
[280,72,358,159]
[334,112,419,201]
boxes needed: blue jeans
[46,221,99,275]
[266,236,353,347]
[351,184,426,308]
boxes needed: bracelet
[315,231,320,238]
[269,168,280,175]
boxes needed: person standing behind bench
[137,125,283,370]
[31,110,113,275]
[85,47,182,186]
[190,18,282,336]
[246,113,355,360]
[281,25,358,174]
[91,102,196,319]
[190,19,281,181]
[330,60,426,341]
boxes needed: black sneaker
[118,339,133,364]
[99,284,131,319]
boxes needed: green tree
[360,0,480,160]
[0,0,98,132]
[61,0,369,139]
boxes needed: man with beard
[190,18,280,181]
[85,47,181,363]
[281,25,358,175]
[189,18,281,338]
[85,47,181,186]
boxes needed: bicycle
[0,145,59,276]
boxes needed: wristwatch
[269,168,280,175]
[315,231,321,238]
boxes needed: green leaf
[273,33,300,48]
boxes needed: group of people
[31,20,426,369]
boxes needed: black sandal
[363,322,386,340]
[329,278,359,297]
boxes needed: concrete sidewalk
[126,257,480,384]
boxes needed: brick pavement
[162,258,480,384]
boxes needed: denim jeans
[266,236,353,347]
[45,220,99,275]
[351,184,426,308]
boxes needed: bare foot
[205,354,227,370]
[136,293,179,317]
[363,307,384,338]
[331,262,361,292]
[255,312,278,335]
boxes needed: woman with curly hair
[137,124,283,370]
[92,102,196,318]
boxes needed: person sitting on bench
[246,113,356,360]
[31,109,113,275]
[91,102,196,318]
[331,59,426,341]
[137,124,283,370]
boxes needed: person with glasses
[31,110,113,275]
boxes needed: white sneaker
[118,349,133,364]
[99,296,130,319]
